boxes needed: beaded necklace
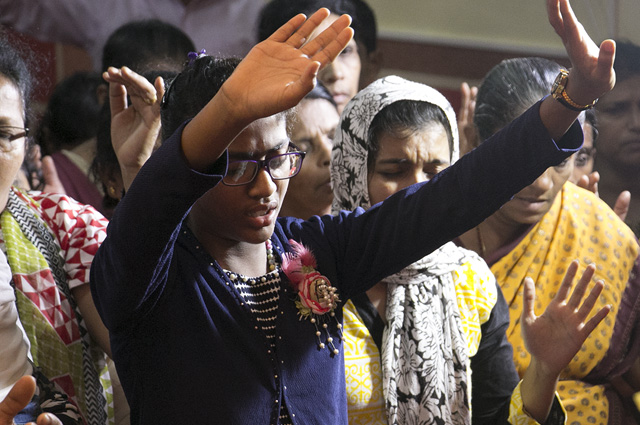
[225,240,278,284]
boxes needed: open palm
[521,261,610,377]
[220,9,354,122]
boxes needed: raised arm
[539,0,616,141]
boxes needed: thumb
[0,376,36,424]
[613,190,630,222]
[522,277,537,324]
[41,156,66,195]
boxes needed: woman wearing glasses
[92,2,615,424]
[0,32,111,424]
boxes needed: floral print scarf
[331,76,471,425]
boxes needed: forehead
[292,99,339,128]
[376,123,450,159]
[228,115,288,156]
[0,76,25,126]
[599,75,640,105]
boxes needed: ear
[461,125,480,155]
[358,47,383,89]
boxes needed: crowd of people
[0,0,638,424]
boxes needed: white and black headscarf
[331,76,472,425]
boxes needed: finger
[521,277,537,322]
[269,13,309,43]
[288,61,321,102]
[154,76,165,112]
[108,78,128,119]
[580,304,610,337]
[310,27,355,69]
[121,67,158,105]
[576,279,604,320]
[41,156,65,195]
[576,174,589,190]
[547,0,564,38]
[566,263,596,309]
[555,259,579,302]
[287,8,332,48]
[0,376,36,422]
[614,190,630,222]
[36,413,62,425]
[596,39,616,82]
[302,14,352,58]
[459,83,470,120]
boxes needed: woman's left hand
[102,67,164,191]
[521,260,610,377]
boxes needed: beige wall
[366,0,640,103]
[369,0,640,52]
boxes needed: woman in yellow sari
[457,57,640,425]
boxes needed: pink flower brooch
[282,240,343,354]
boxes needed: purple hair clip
[187,49,207,66]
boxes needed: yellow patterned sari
[491,183,640,425]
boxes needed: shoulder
[26,191,109,237]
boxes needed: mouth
[512,196,549,212]
[246,201,279,227]
[331,92,349,105]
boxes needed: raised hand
[102,67,164,190]
[219,8,354,123]
[40,156,66,195]
[522,261,609,377]
[576,171,631,221]
[547,0,615,105]
[457,82,478,155]
[518,261,610,421]
[0,376,62,425]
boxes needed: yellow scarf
[492,183,639,424]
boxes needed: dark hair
[474,57,561,141]
[37,71,103,155]
[583,108,598,147]
[101,19,196,73]
[257,0,377,54]
[0,30,36,125]
[367,100,453,171]
[161,56,241,141]
[612,41,640,83]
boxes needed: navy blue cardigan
[90,101,582,425]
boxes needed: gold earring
[108,186,116,197]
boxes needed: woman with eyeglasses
[0,31,112,425]
[92,2,616,424]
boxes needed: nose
[247,166,277,199]
[320,59,344,84]
[629,104,640,130]
[407,171,430,187]
[529,168,553,193]
[317,135,332,167]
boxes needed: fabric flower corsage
[283,240,343,354]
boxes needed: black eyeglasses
[0,126,29,152]
[222,147,306,186]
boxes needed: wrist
[551,69,598,111]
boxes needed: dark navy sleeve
[278,100,584,300]
[470,285,519,424]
